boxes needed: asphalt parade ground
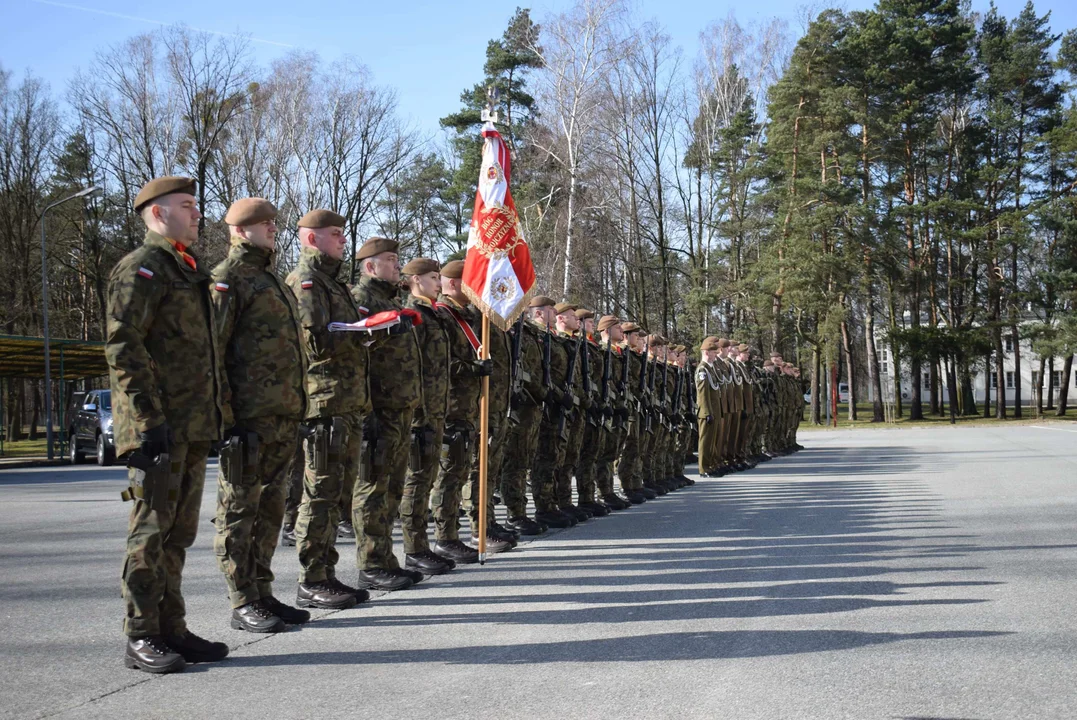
[2,425,1077,719]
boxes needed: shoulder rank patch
[137,267,154,279]
[214,282,229,292]
[301,280,313,289]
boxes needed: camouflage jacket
[351,275,422,411]
[437,295,482,426]
[211,239,306,429]
[285,247,370,419]
[406,294,450,424]
[105,230,227,455]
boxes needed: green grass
[799,402,1077,430]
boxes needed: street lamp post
[40,185,101,460]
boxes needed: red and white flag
[461,122,536,330]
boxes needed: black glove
[560,391,575,410]
[472,359,494,377]
[140,423,172,458]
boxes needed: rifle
[580,332,596,427]
[556,333,582,440]
[600,336,613,431]
[508,314,528,423]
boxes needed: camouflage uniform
[107,230,227,637]
[616,345,645,494]
[500,319,548,519]
[210,239,306,609]
[555,331,588,510]
[574,335,605,506]
[402,294,450,554]
[350,275,422,571]
[431,296,481,543]
[286,247,371,585]
[464,315,511,536]
[531,331,570,514]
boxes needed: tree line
[3,0,1077,440]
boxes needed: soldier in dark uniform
[107,176,229,673]
[350,237,424,590]
[399,258,454,576]
[499,295,555,536]
[211,198,310,633]
[286,209,374,609]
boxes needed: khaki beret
[224,197,276,227]
[701,336,720,351]
[298,209,346,229]
[554,302,577,314]
[620,322,641,334]
[441,260,465,279]
[356,235,399,262]
[401,257,439,275]
[574,308,595,320]
[597,315,620,333]
[717,338,732,349]
[529,294,556,308]
[134,176,196,213]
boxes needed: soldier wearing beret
[286,209,374,610]
[350,237,425,589]
[399,258,454,575]
[696,337,723,476]
[430,261,495,562]
[593,316,632,510]
[498,295,555,536]
[572,308,613,517]
[107,176,229,673]
[211,198,310,633]
[529,302,579,529]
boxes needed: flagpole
[477,313,491,564]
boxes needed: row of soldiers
[106,176,802,675]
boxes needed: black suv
[68,389,116,466]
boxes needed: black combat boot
[124,636,185,674]
[164,630,229,664]
[406,550,454,575]
[357,568,414,591]
[433,539,480,564]
[296,581,359,610]
[263,596,312,624]
[231,599,285,633]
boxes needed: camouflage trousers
[575,418,604,504]
[400,418,444,554]
[532,414,567,513]
[214,418,298,608]
[616,417,641,492]
[296,412,362,584]
[431,419,475,543]
[282,442,304,529]
[354,405,414,571]
[121,441,211,637]
[556,412,587,508]
[500,403,542,518]
[464,407,508,536]
[595,423,623,497]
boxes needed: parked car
[804,383,850,404]
[67,389,115,466]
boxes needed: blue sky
[3,0,1075,136]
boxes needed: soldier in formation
[108,178,803,674]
